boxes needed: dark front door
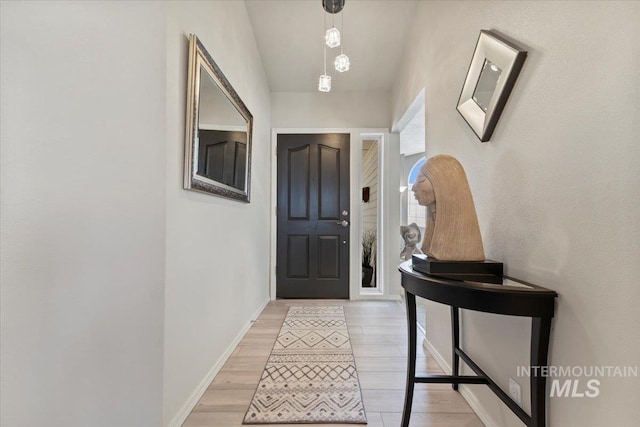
[277,134,350,298]
[198,130,247,190]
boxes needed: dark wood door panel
[288,144,310,220]
[318,144,340,220]
[198,130,247,188]
[318,235,340,278]
[234,142,247,189]
[287,235,310,278]
[277,134,350,299]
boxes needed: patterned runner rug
[243,306,367,424]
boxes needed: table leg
[530,317,552,427]
[401,291,417,427]
[451,306,460,391]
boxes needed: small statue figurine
[400,223,423,261]
[411,155,485,261]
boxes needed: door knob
[336,220,349,227]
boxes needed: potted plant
[361,229,376,287]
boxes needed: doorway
[396,89,427,330]
[275,134,350,298]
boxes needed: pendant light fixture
[318,10,331,92]
[322,0,344,14]
[319,0,348,92]
[323,0,342,48]
[319,43,331,92]
[325,27,340,48]
[334,9,349,72]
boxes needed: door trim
[270,128,395,301]
[359,133,384,297]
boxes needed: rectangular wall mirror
[361,139,379,289]
[456,30,526,142]
[184,34,253,202]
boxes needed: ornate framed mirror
[184,34,253,202]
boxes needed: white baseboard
[422,336,451,372]
[422,337,499,427]
[168,298,270,427]
[459,386,499,427]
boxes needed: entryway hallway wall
[391,2,640,426]
[1,2,272,427]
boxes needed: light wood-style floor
[182,300,483,427]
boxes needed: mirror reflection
[361,139,378,289]
[184,34,253,202]
[472,59,502,112]
[197,65,248,190]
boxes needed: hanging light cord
[323,11,327,74]
[341,7,344,54]
[324,43,327,74]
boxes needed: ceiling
[245,0,418,93]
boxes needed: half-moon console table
[398,261,557,427]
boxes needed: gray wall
[164,2,272,426]
[1,2,272,426]
[392,1,640,425]
[271,91,390,129]
[1,2,166,425]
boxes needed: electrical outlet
[509,377,522,406]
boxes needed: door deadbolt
[342,210,349,216]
